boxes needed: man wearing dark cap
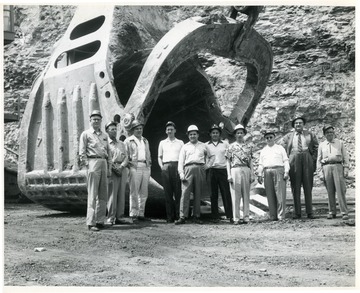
[317,125,350,220]
[257,130,290,221]
[105,121,129,225]
[158,121,184,223]
[280,116,319,219]
[79,110,112,231]
[124,119,152,222]
[206,123,233,223]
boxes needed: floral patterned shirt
[225,141,252,168]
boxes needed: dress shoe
[211,218,220,223]
[293,214,301,219]
[174,218,186,225]
[233,220,240,225]
[138,216,152,222]
[342,215,349,221]
[96,223,105,229]
[193,217,203,224]
[88,225,100,232]
[115,218,128,225]
[166,219,175,223]
[327,214,336,219]
[229,218,234,224]
[307,214,316,219]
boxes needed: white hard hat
[187,125,199,134]
[233,124,247,135]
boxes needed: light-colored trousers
[264,166,287,220]
[179,164,205,219]
[86,158,108,226]
[129,162,150,217]
[229,166,251,221]
[107,167,129,222]
[323,164,348,215]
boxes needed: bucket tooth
[89,82,100,115]
[72,85,84,172]
[57,88,69,171]
[41,92,53,172]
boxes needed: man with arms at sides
[175,125,214,225]
[79,110,112,231]
[257,130,290,221]
[105,121,129,225]
[280,116,318,219]
[317,125,350,221]
[206,124,233,223]
[158,121,184,223]
[124,119,152,222]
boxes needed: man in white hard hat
[79,110,112,232]
[105,121,129,225]
[124,119,152,222]
[175,125,214,225]
[158,121,184,223]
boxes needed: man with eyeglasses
[79,110,112,231]
[280,116,319,219]
[317,125,350,221]
[257,130,290,221]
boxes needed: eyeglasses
[265,136,274,140]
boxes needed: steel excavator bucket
[18,6,272,215]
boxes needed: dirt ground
[3,187,357,289]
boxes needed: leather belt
[231,164,248,168]
[163,161,178,164]
[88,156,106,159]
[264,166,284,170]
[322,161,342,165]
[185,163,204,167]
[138,160,146,163]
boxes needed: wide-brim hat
[90,110,102,119]
[233,124,247,135]
[209,124,222,134]
[291,116,306,128]
[187,124,199,134]
[322,125,334,135]
[105,121,117,131]
[130,119,144,130]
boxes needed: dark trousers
[161,162,181,221]
[208,168,233,219]
[289,150,314,216]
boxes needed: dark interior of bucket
[113,56,228,185]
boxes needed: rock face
[4,5,355,187]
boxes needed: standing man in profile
[158,121,184,223]
[79,110,112,232]
[206,124,233,223]
[280,116,319,219]
[317,125,350,221]
[105,121,129,225]
[175,125,214,225]
[124,119,152,222]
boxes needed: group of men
[79,110,351,231]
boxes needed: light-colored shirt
[317,138,349,173]
[206,140,229,169]
[257,144,290,175]
[108,137,128,167]
[178,141,213,176]
[225,141,252,168]
[79,127,111,167]
[158,138,184,163]
[132,136,146,161]
[291,131,308,152]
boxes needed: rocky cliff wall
[3,5,355,186]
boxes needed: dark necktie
[297,132,302,152]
